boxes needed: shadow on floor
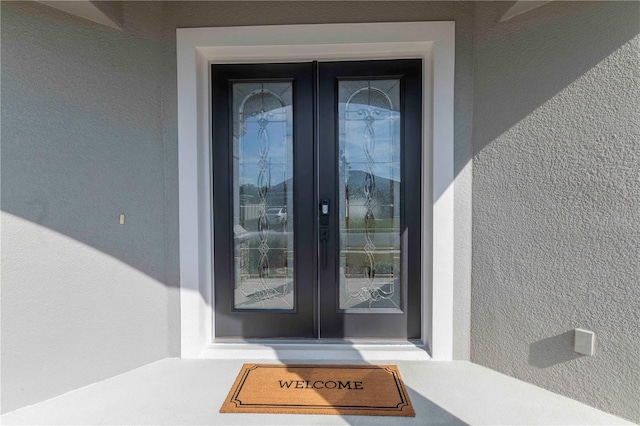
[269,344,468,425]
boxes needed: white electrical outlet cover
[574,328,595,356]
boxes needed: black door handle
[319,227,329,269]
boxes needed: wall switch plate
[574,328,595,356]
[119,214,125,225]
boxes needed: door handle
[319,227,329,269]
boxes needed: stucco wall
[1,2,180,413]
[471,1,640,422]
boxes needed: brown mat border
[221,363,415,417]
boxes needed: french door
[212,60,422,339]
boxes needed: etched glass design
[232,82,294,310]
[338,80,402,310]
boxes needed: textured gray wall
[1,2,180,413]
[471,1,640,422]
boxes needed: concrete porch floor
[1,359,633,425]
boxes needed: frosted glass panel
[338,80,402,310]
[232,82,294,310]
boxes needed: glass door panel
[339,79,402,311]
[232,82,294,310]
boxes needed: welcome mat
[220,363,415,416]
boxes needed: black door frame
[212,60,422,339]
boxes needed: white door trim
[176,22,455,360]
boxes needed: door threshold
[200,339,431,361]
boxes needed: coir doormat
[220,363,415,416]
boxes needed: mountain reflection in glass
[232,82,294,310]
[339,80,402,310]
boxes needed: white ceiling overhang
[501,1,554,22]
[36,0,122,29]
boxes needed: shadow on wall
[528,331,582,369]
[473,0,640,154]
[4,0,639,294]
[1,1,175,287]
[1,2,180,413]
